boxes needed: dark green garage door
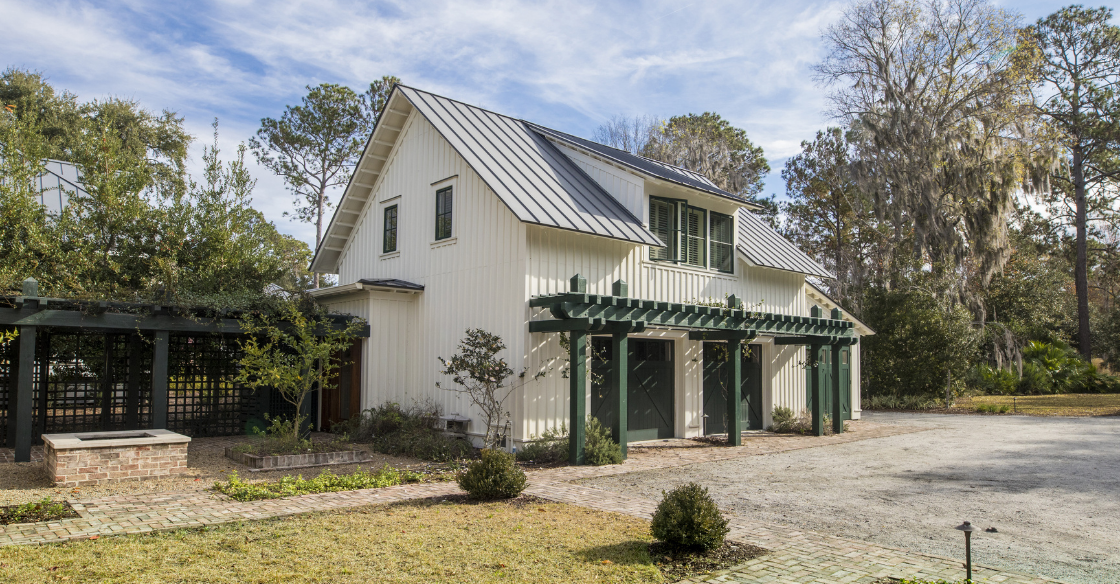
[805,345,851,421]
[590,338,675,441]
[702,342,763,434]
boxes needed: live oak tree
[815,0,1046,292]
[643,112,771,200]
[1024,5,1120,359]
[250,76,399,288]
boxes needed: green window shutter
[649,198,678,261]
[710,212,734,273]
[684,207,706,267]
[383,205,398,253]
[435,187,453,240]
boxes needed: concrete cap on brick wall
[41,429,192,450]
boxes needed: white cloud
[7,0,1084,246]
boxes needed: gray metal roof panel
[525,122,745,203]
[736,209,833,279]
[358,278,425,291]
[399,86,662,247]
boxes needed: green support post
[13,325,37,462]
[831,343,843,434]
[810,343,824,436]
[152,331,169,429]
[612,330,628,458]
[611,279,629,458]
[569,329,587,465]
[726,337,743,446]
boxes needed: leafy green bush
[650,482,729,551]
[214,465,422,502]
[584,416,623,466]
[862,287,980,401]
[769,407,844,435]
[234,415,351,456]
[516,424,568,463]
[457,448,527,500]
[975,403,1011,414]
[861,394,937,410]
[968,364,1018,396]
[336,401,474,462]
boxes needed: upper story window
[435,186,453,240]
[383,204,398,253]
[710,211,734,273]
[648,196,734,274]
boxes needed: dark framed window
[435,187,453,240]
[649,197,678,261]
[683,206,707,267]
[382,204,398,253]
[709,211,734,273]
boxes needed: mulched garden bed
[0,498,80,525]
[650,540,767,582]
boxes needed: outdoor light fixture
[954,521,977,581]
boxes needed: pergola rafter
[529,274,859,464]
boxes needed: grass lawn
[964,393,1120,416]
[0,497,667,584]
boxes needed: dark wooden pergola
[1,279,370,463]
[530,274,858,464]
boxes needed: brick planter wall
[42,430,191,488]
[225,448,369,470]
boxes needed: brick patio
[0,422,1066,583]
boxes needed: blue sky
[2,0,1114,248]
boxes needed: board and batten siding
[324,111,530,438]
[521,221,812,440]
[553,143,646,221]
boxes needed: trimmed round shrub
[651,482,729,551]
[584,416,623,466]
[457,448,527,499]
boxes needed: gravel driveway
[581,412,1120,584]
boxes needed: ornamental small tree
[438,329,518,449]
[235,299,365,444]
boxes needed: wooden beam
[726,336,743,447]
[387,108,409,116]
[0,308,371,337]
[151,331,169,429]
[688,329,756,341]
[127,334,142,430]
[373,139,395,147]
[12,325,36,462]
[381,125,403,132]
[569,330,587,465]
[774,336,858,346]
[612,330,628,459]
[831,343,844,435]
[810,344,824,436]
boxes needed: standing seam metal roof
[525,123,746,203]
[736,208,833,279]
[399,86,663,247]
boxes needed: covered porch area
[529,274,858,464]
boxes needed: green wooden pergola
[529,274,858,464]
[1,279,370,463]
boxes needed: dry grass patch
[0,496,666,584]
[962,394,1120,416]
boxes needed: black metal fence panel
[0,329,287,447]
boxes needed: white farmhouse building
[309,85,872,463]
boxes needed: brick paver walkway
[0,422,1065,583]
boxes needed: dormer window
[649,197,733,274]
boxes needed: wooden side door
[320,340,362,431]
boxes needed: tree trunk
[314,184,325,289]
[1073,145,1092,360]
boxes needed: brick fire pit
[42,429,191,487]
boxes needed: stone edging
[223,448,369,471]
